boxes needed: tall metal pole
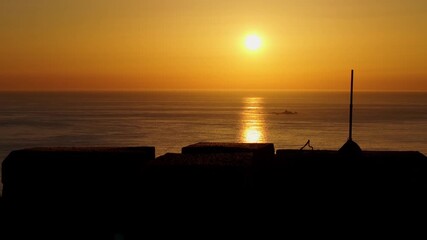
[349,69,354,140]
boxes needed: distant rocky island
[272,109,298,115]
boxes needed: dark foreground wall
[1,143,427,239]
[273,150,427,197]
[1,147,155,239]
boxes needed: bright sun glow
[245,35,262,51]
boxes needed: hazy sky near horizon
[1,0,426,91]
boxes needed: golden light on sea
[240,97,266,143]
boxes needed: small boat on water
[272,109,298,115]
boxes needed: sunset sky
[1,0,426,91]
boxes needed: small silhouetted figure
[300,139,314,150]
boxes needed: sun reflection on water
[240,97,267,143]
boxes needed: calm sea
[1,90,426,191]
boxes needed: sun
[245,34,262,51]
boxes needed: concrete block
[1,147,154,215]
[147,152,254,190]
[182,142,275,162]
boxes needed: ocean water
[1,90,426,191]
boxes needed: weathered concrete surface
[146,152,254,193]
[182,142,275,162]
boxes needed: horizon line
[1,89,427,93]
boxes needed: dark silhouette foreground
[1,143,426,238]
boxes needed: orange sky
[1,0,426,91]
